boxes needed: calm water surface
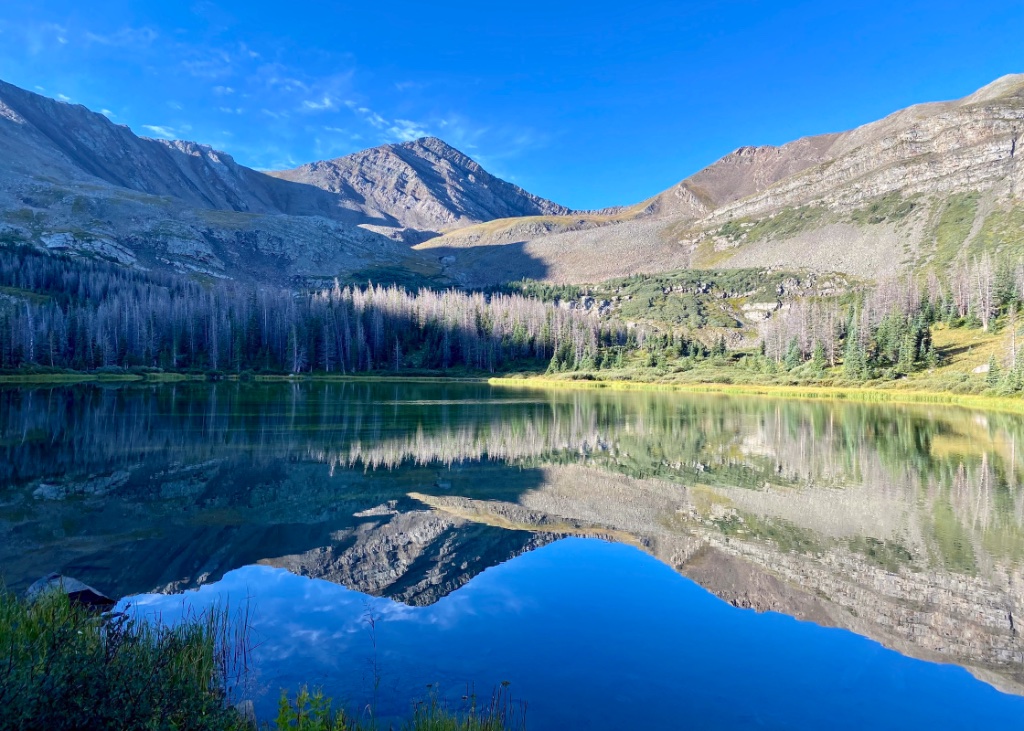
[2,381,1024,729]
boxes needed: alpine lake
[3,380,1024,730]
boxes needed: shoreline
[3,369,1023,415]
[0,372,498,385]
[487,375,1024,415]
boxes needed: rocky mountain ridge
[3,74,1024,287]
[0,79,566,283]
[419,74,1024,286]
[269,136,570,232]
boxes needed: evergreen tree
[810,342,827,374]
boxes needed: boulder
[26,573,117,611]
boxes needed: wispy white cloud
[100,109,114,117]
[302,95,337,111]
[83,26,158,48]
[6,18,537,181]
[21,22,69,55]
[181,56,234,80]
[388,119,429,142]
[263,73,310,93]
[347,105,388,128]
[56,93,71,102]
[142,124,176,139]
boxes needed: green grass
[274,686,523,731]
[0,370,204,384]
[713,512,824,556]
[0,588,248,731]
[847,192,921,226]
[0,588,523,731]
[506,267,838,330]
[0,372,145,384]
[490,372,1024,416]
[321,264,448,291]
[716,206,830,244]
[0,285,52,305]
[490,317,1024,415]
[976,205,1024,258]
[930,192,980,267]
[3,208,42,226]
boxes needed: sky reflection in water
[125,538,1024,731]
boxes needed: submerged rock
[26,573,117,612]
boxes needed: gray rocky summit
[269,136,571,232]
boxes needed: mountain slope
[268,136,571,231]
[0,79,364,221]
[419,74,1024,286]
[0,79,569,284]
[5,74,1024,288]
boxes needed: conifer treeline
[0,247,626,373]
[5,245,1024,379]
[760,255,1024,380]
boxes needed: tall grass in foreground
[0,588,250,731]
[0,588,523,731]
[275,685,524,731]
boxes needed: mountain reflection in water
[2,381,1024,727]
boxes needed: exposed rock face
[5,74,1024,286]
[0,80,566,283]
[0,80,349,219]
[418,74,1024,285]
[705,78,1024,223]
[269,137,570,232]
[645,74,1022,224]
[641,138,839,219]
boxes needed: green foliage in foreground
[0,589,246,731]
[0,588,522,731]
[275,685,522,731]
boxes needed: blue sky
[1,1,1022,210]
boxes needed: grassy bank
[488,322,1024,413]
[0,588,521,731]
[488,374,1024,415]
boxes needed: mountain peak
[960,73,1024,105]
[273,137,570,231]
[400,135,450,148]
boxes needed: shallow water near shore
[3,380,1024,729]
